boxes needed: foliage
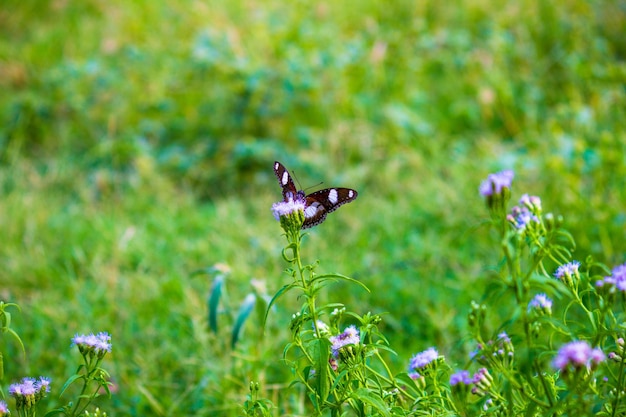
[257,170,626,416]
[1,0,625,415]
[0,316,112,417]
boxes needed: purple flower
[479,170,514,196]
[596,263,626,293]
[528,293,552,314]
[609,338,626,362]
[555,261,580,280]
[507,205,539,230]
[519,194,541,211]
[553,341,605,372]
[471,368,493,395]
[408,371,421,380]
[8,382,22,396]
[35,376,51,394]
[72,332,112,356]
[19,377,36,395]
[613,263,626,281]
[409,347,439,372]
[596,276,619,291]
[329,325,360,358]
[497,332,511,344]
[450,370,472,386]
[9,376,50,400]
[0,401,8,416]
[313,320,330,336]
[483,398,494,411]
[271,198,305,220]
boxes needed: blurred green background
[1,0,625,415]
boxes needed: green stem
[611,358,626,417]
[533,359,555,408]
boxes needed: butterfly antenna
[303,181,324,192]
[293,170,323,191]
[291,169,303,190]
[292,166,322,191]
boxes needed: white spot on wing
[281,171,289,185]
[349,190,354,198]
[328,189,338,204]
[305,203,321,218]
[274,162,279,170]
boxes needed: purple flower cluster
[9,376,50,411]
[507,205,539,230]
[8,376,50,397]
[609,338,625,362]
[271,198,305,220]
[555,261,580,280]
[329,325,360,358]
[497,331,511,344]
[449,368,493,396]
[596,263,626,292]
[479,170,514,197]
[0,401,7,416]
[408,347,439,379]
[449,370,472,386]
[471,368,493,395]
[519,194,542,211]
[470,332,514,366]
[72,332,112,357]
[527,293,552,314]
[553,341,605,372]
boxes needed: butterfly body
[273,161,358,229]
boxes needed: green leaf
[3,311,10,329]
[254,293,270,337]
[309,338,331,402]
[311,273,370,292]
[5,328,26,356]
[351,388,392,417]
[232,293,256,348]
[59,374,84,397]
[394,372,421,396]
[263,283,295,330]
[207,273,225,333]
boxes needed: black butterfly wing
[302,188,358,229]
[273,161,299,202]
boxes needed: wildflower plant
[258,164,626,416]
[266,178,459,416]
[47,333,113,417]
[0,302,113,417]
[8,377,50,417]
[468,170,626,416]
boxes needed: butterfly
[274,160,358,229]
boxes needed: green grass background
[1,0,625,415]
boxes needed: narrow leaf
[263,283,295,330]
[232,293,256,348]
[59,374,84,397]
[207,274,225,333]
[312,273,370,292]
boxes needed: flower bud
[479,170,514,213]
[554,261,581,290]
[527,293,553,318]
[471,368,493,395]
